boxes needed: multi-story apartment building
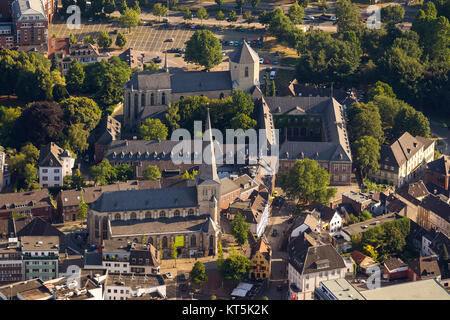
[0,24,15,48]
[104,272,166,300]
[425,155,450,193]
[369,132,435,187]
[21,236,59,281]
[12,0,48,47]
[417,194,450,237]
[288,233,347,300]
[0,189,54,221]
[38,142,75,188]
[0,238,23,285]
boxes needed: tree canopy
[139,118,168,140]
[184,30,223,70]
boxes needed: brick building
[0,24,15,48]
[12,0,48,47]
[425,155,450,192]
[0,189,54,222]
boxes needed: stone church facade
[123,42,260,132]
[87,112,223,258]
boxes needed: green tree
[66,59,85,93]
[243,11,254,24]
[219,252,250,282]
[383,225,406,254]
[215,0,224,9]
[77,0,87,11]
[393,105,430,138]
[90,158,115,186]
[190,261,208,285]
[120,7,140,33]
[152,3,168,22]
[69,33,77,44]
[335,0,363,35]
[171,242,178,266]
[23,163,39,191]
[133,0,141,14]
[196,7,209,24]
[114,164,133,181]
[78,194,88,224]
[184,30,222,70]
[50,54,59,72]
[83,35,96,45]
[97,31,112,49]
[115,32,127,49]
[184,8,192,21]
[168,0,178,9]
[381,5,405,24]
[288,2,305,25]
[210,295,217,300]
[0,106,22,146]
[230,113,257,130]
[104,0,116,14]
[71,168,86,189]
[67,123,90,155]
[367,81,396,101]
[228,10,238,22]
[217,240,224,268]
[144,60,159,71]
[61,96,102,132]
[363,244,379,261]
[118,0,128,14]
[230,212,249,246]
[215,10,225,21]
[298,0,309,8]
[139,118,168,140]
[182,170,190,180]
[347,102,384,143]
[271,79,276,96]
[264,73,269,96]
[353,136,380,177]
[279,159,337,205]
[360,210,372,221]
[143,165,161,180]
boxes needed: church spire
[198,108,219,183]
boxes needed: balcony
[23,255,58,260]
[102,256,129,263]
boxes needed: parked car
[218,26,223,31]
[264,59,271,64]
[259,57,264,64]
[222,50,226,56]
[191,24,196,29]
[272,229,278,237]
[153,56,162,63]
[164,272,173,279]
[304,15,315,20]
[166,37,174,42]
[229,41,234,46]
[163,18,169,23]
[234,41,239,46]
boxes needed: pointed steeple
[164,51,168,72]
[198,108,219,183]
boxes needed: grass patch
[280,57,299,67]
[361,178,389,193]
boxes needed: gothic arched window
[162,92,166,105]
[245,67,249,77]
[141,93,146,106]
[151,93,155,105]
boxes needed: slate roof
[12,0,46,21]
[110,215,210,236]
[263,96,352,162]
[427,155,450,176]
[397,180,430,205]
[0,190,53,214]
[39,142,72,167]
[170,71,232,93]
[384,257,407,272]
[126,70,232,93]
[381,132,434,168]
[90,186,198,213]
[408,256,441,279]
[94,116,121,146]
[419,194,450,223]
[229,42,259,64]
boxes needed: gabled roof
[0,189,53,213]
[229,42,259,64]
[251,237,271,262]
[427,155,450,176]
[408,256,441,279]
[39,142,72,167]
[384,257,407,272]
[419,194,450,223]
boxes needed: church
[87,111,223,258]
[122,42,261,131]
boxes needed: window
[150,93,154,105]
[159,211,166,218]
[141,93,145,106]
[42,176,48,181]
[54,176,60,181]
[115,213,121,220]
[130,212,137,220]
[42,169,48,173]
[245,67,249,77]
[162,92,166,105]
[162,236,168,249]
[190,235,196,247]
[174,210,180,217]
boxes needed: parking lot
[49,19,267,70]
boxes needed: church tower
[229,42,260,93]
[196,109,221,225]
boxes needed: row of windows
[0,269,21,273]
[107,289,129,294]
[113,209,195,221]
[42,169,60,173]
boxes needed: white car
[305,15,315,20]
[164,272,173,279]
[222,50,226,56]
[329,16,337,21]
[259,58,264,64]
